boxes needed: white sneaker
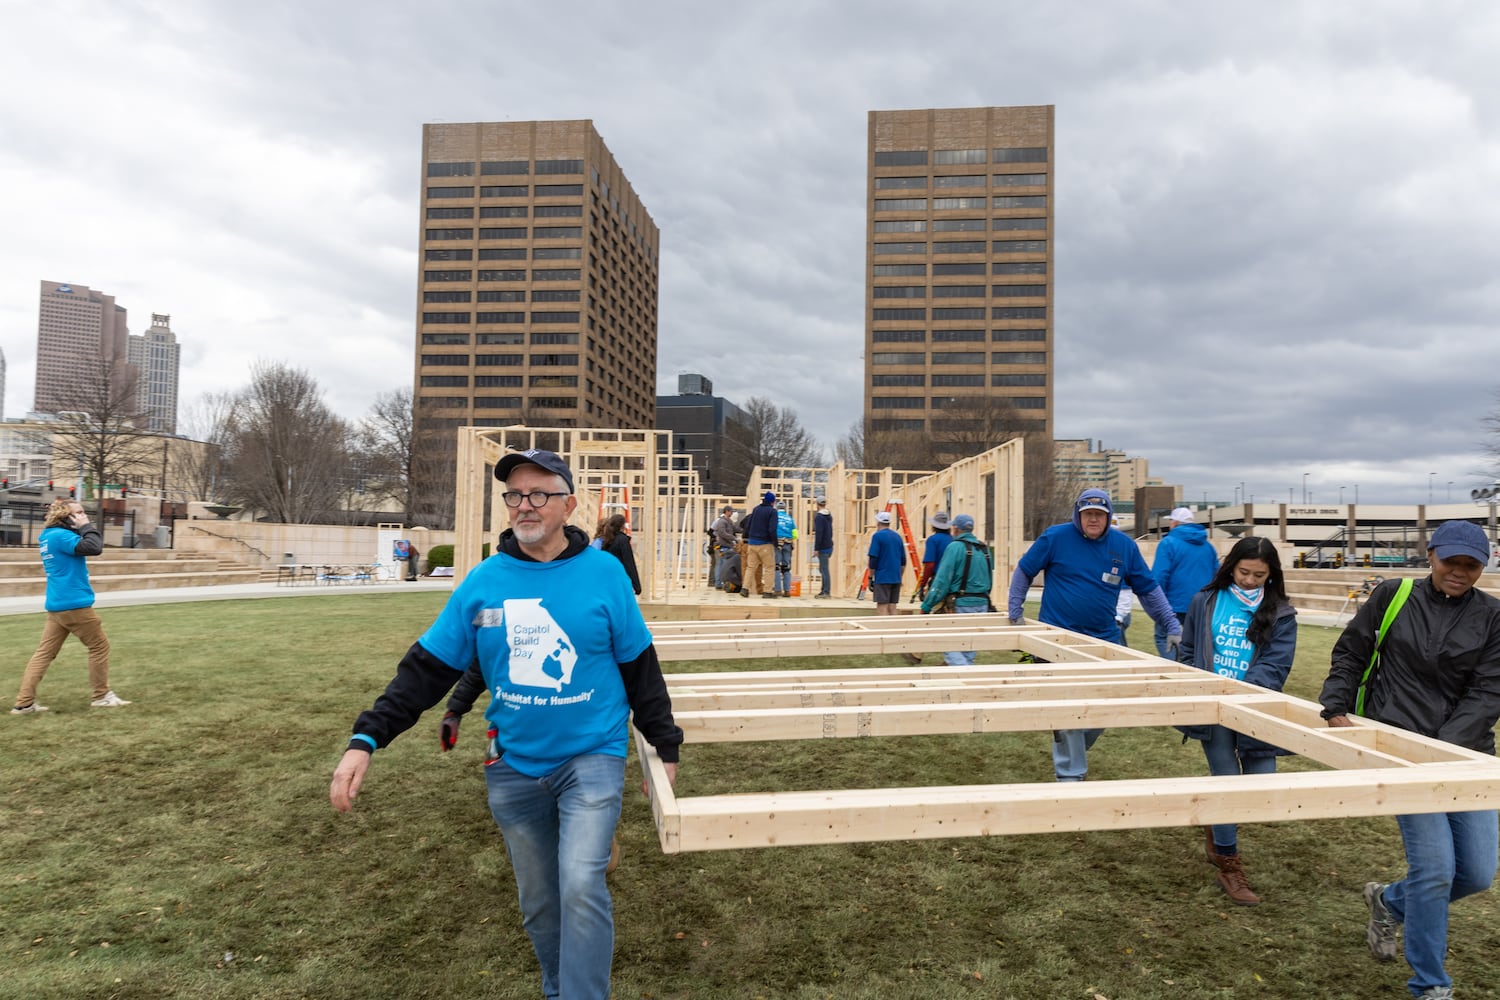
[10,703,49,715]
[90,691,131,708]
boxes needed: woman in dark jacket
[1319,520,1500,1000]
[1176,535,1297,907]
[598,513,641,595]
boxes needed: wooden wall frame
[452,426,1024,603]
[633,615,1500,853]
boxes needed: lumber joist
[635,615,1500,853]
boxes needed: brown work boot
[1208,851,1261,906]
[606,835,621,875]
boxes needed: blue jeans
[943,603,987,665]
[485,754,626,1000]
[816,548,832,596]
[1382,809,1498,996]
[774,541,793,594]
[1053,625,1129,780]
[1199,727,1276,850]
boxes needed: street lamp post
[1302,472,1310,504]
[1339,486,1345,504]
[1429,472,1436,504]
[1449,481,1454,503]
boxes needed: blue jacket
[1153,523,1219,613]
[1177,587,1298,757]
[775,510,797,542]
[744,501,778,545]
[38,523,102,612]
[1008,489,1178,640]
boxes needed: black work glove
[439,710,462,752]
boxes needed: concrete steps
[1281,567,1500,615]
[0,549,262,600]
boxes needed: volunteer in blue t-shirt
[1007,489,1180,781]
[330,449,683,1000]
[1175,535,1297,907]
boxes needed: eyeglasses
[501,490,570,509]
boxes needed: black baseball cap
[494,449,575,493]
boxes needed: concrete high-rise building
[412,120,661,521]
[0,346,7,419]
[128,313,181,434]
[35,280,134,416]
[864,106,1054,463]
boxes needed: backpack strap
[953,540,992,599]
[1355,577,1413,717]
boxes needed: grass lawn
[3,595,1498,999]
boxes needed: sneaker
[902,653,922,665]
[1364,881,1399,962]
[1212,853,1261,906]
[815,593,830,599]
[1417,988,1454,999]
[90,691,132,708]
[10,703,49,715]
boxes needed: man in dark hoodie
[1151,507,1219,659]
[742,490,780,598]
[1007,488,1180,781]
[330,449,682,1000]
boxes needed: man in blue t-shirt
[330,449,683,1000]
[867,510,907,616]
[1007,488,1180,781]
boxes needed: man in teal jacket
[920,514,993,665]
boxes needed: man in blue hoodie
[742,491,780,598]
[1007,489,1181,781]
[1151,507,1219,659]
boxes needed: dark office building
[656,374,756,497]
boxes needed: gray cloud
[3,0,1498,504]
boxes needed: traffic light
[1,478,7,489]
[69,486,76,498]
[120,485,129,497]
[48,480,54,489]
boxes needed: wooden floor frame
[634,614,1500,853]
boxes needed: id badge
[1102,570,1120,586]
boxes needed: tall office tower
[0,346,7,419]
[864,106,1054,464]
[35,280,134,416]
[413,120,660,522]
[128,313,181,433]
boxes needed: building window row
[874,147,1048,167]
[426,160,585,178]
[873,219,1045,234]
[872,239,1047,255]
[870,351,1048,365]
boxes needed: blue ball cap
[1428,520,1490,566]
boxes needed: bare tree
[48,355,158,501]
[741,396,823,468]
[175,391,237,502]
[352,388,417,523]
[221,362,351,523]
[832,417,865,468]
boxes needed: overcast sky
[3,0,1498,506]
